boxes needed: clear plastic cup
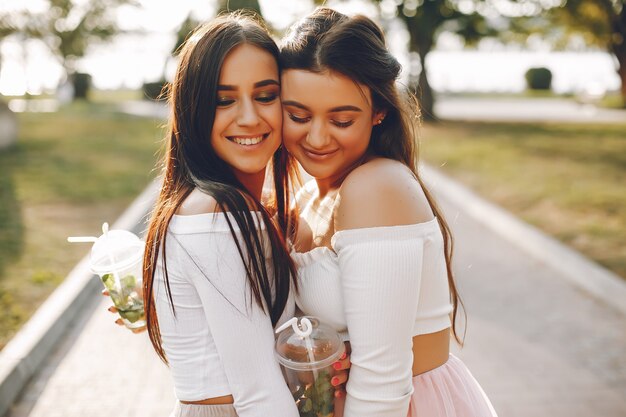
[89,229,145,329]
[275,317,345,417]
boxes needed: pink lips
[302,147,339,161]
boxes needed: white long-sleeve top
[293,219,452,417]
[153,212,298,417]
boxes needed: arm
[334,160,433,417]
[174,231,298,417]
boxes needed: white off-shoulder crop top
[153,212,298,417]
[292,218,453,416]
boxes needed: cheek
[211,109,230,138]
[282,120,306,148]
[339,124,372,152]
[260,103,283,131]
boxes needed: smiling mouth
[226,133,270,146]
[303,148,339,158]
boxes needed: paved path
[6,193,626,417]
[435,96,626,123]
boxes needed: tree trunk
[612,8,626,108]
[0,99,17,150]
[416,51,435,121]
[617,60,626,109]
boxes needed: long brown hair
[280,8,465,344]
[144,13,299,364]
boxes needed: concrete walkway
[4,98,626,417]
[435,96,626,123]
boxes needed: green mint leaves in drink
[101,273,145,323]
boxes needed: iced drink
[89,227,145,329]
[275,317,345,417]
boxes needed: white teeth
[232,135,264,145]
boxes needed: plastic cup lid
[89,229,144,275]
[274,317,345,371]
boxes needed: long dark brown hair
[280,8,465,344]
[144,13,300,364]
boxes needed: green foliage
[172,14,200,56]
[292,370,335,417]
[510,0,626,106]
[217,0,262,16]
[142,80,168,101]
[371,0,498,119]
[525,67,553,90]
[11,0,137,76]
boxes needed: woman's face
[211,43,282,180]
[281,69,382,186]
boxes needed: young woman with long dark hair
[281,8,498,417]
[139,13,303,417]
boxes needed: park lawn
[0,102,164,350]
[420,121,626,280]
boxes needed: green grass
[420,121,626,279]
[0,102,164,349]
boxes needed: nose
[306,119,331,149]
[236,98,260,127]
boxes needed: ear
[371,109,387,126]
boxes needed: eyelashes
[332,120,354,128]
[287,113,311,123]
[287,112,354,128]
[216,93,278,107]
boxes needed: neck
[235,169,266,201]
[315,178,339,198]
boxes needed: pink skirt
[408,354,498,417]
[169,402,237,417]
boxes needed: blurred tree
[21,0,138,99]
[217,0,263,16]
[515,0,625,107]
[368,0,497,121]
[0,15,18,148]
[172,14,201,56]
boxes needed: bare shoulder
[177,188,219,215]
[335,158,434,230]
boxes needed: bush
[142,80,168,100]
[72,72,92,100]
[525,67,552,91]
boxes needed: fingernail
[333,362,342,370]
[340,352,347,360]
[331,377,340,386]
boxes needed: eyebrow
[217,79,279,91]
[282,100,363,113]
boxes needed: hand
[102,289,146,334]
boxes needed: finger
[107,305,118,313]
[334,391,345,417]
[331,371,347,387]
[115,318,124,326]
[102,289,109,296]
[332,355,351,371]
[132,326,147,334]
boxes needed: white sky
[0,0,621,95]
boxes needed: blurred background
[0,0,624,416]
